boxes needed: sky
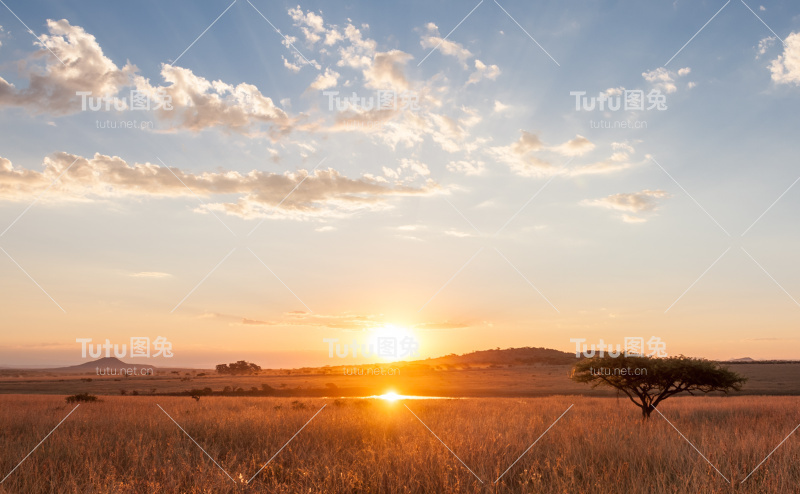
[0,0,799,367]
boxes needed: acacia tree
[571,355,747,420]
[216,360,262,375]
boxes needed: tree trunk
[642,405,653,421]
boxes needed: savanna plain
[1,394,798,493]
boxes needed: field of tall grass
[0,395,797,493]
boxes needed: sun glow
[379,391,401,402]
[371,324,417,362]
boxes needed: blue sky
[0,0,799,367]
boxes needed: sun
[379,391,401,402]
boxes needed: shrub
[66,393,98,403]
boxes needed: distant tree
[66,393,98,403]
[216,360,262,375]
[571,355,747,420]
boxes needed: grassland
[0,395,798,493]
[0,362,798,397]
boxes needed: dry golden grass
[0,395,798,493]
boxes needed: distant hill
[47,357,156,373]
[422,347,577,367]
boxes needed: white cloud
[282,55,302,73]
[569,142,644,176]
[0,19,136,114]
[130,271,172,278]
[466,59,500,85]
[0,152,437,220]
[551,135,595,157]
[444,228,475,238]
[364,50,414,90]
[447,160,485,176]
[0,20,295,136]
[420,23,473,66]
[493,100,509,112]
[642,66,691,94]
[492,132,596,177]
[337,23,377,69]
[491,131,552,176]
[288,6,325,44]
[399,158,430,178]
[582,189,670,222]
[396,224,425,231]
[769,32,800,85]
[308,67,340,90]
[133,64,291,135]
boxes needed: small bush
[66,393,98,404]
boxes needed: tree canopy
[216,360,262,375]
[571,355,747,419]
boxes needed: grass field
[1,363,799,397]
[1,395,798,493]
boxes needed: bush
[215,360,262,375]
[66,393,98,403]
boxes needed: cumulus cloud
[133,65,291,135]
[282,55,302,73]
[420,23,473,66]
[492,131,595,177]
[0,19,136,114]
[288,6,327,44]
[582,189,670,223]
[337,23,377,69]
[769,32,800,85]
[552,135,595,157]
[493,100,509,112]
[0,152,437,219]
[0,19,295,136]
[569,142,645,176]
[381,158,431,183]
[757,37,776,58]
[466,59,500,85]
[364,50,414,90]
[642,66,691,94]
[308,67,340,90]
